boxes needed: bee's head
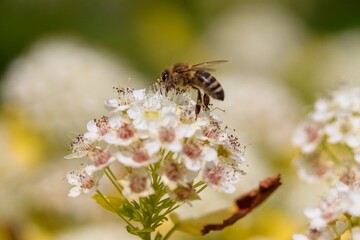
[160,69,170,82]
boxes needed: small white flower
[293,153,332,182]
[147,108,191,153]
[65,134,94,159]
[105,88,145,112]
[116,141,160,168]
[325,115,360,148]
[312,98,337,123]
[304,207,327,230]
[199,117,223,143]
[66,170,99,197]
[85,148,116,174]
[181,139,217,171]
[103,115,138,146]
[160,158,198,190]
[292,121,323,154]
[119,169,154,200]
[127,95,165,130]
[202,161,242,193]
[84,116,110,140]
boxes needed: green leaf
[126,225,140,236]
[91,193,125,213]
[169,208,234,236]
[154,232,162,240]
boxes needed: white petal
[145,139,160,155]
[162,115,178,128]
[137,130,150,139]
[133,89,146,100]
[348,192,360,216]
[116,152,142,168]
[127,107,142,120]
[103,133,118,144]
[109,115,123,128]
[196,117,209,126]
[66,172,80,185]
[292,234,309,240]
[118,105,130,111]
[202,147,218,162]
[84,165,97,175]
[218,133,227,142]
[86,120,98,132]
[104,99,119,110]
[302,143,317,154]
[304,207,322,219]
[84,131,98,140]
[355,151,360,163]
[68,187,81,197]
[147,120,159,133]
[346,135,360,148]
[352,228,360,240]
[167,142,182,152]
[183,157,201,171]
[133,119,148,130]
[310,217,327,230]
[221,183,236,193]
[177,125,196,138]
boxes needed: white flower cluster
[292,87,360,240]
[66,84,246,201]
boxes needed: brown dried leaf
[171,174,282,235]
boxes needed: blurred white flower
[293,86,360,238]
[206,3,305,73]
[292,234,309,240]
[293,153,332,183]
[324,114,360,148]
[1,37,144,141]
[292,121,323,154]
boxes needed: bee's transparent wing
[190,60,228,71]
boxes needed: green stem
[104,167,123,195]
[323,143,340,163]
[196,184,207,194]
[143,232,151,240]
[96,190,135,228]
[162,224,177,240]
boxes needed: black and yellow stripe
[195,71,224,100]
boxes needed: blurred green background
[1,0,360,239]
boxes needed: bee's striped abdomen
[195,71,224,101]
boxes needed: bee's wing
[190,60,228,71]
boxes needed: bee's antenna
[211,107,225,113]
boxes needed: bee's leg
[203,93,210,110]
[194,87,203,118]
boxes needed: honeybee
[160,60,227,117]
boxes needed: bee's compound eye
[161,70,170,82]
